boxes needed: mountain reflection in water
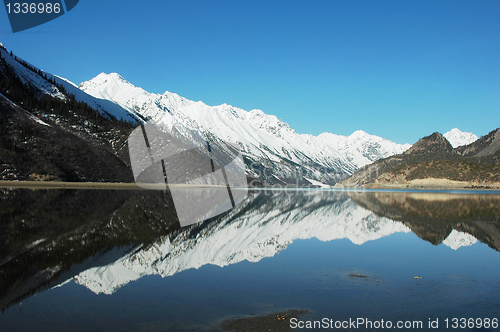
[1,188,500,331]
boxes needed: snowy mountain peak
[79,72,134,90]
[317,130,411,168]
[79,72,148,101]
[443,128,478,148]
[95,72,129,83]
[250,109,265,115]
[351,130,369,138]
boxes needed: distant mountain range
[1,44,494,187]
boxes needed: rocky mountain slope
[0,47,135,182]
[341,129,500,189]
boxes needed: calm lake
[1,188,500,331]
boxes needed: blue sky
[1,0,499,144]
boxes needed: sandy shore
[364,177,500,190]
[2,179,499,191]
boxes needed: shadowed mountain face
[456,127,500,158]
[1,188,499,311]
[0,49,135,183]
[0,188,180,312]
[342,129,500,188]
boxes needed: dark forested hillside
[0,47,137,182]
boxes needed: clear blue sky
[1,0,499,144]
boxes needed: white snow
[304,177,330,188]
[51,278,73,290]
[26,238,46,249]
[79,73,410,175]
[27,112,50,126]
[442,230,478,250]
[444,128,478,148]
[318,130,411,168]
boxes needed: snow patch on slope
[26,112,50,126]
[0,48,65,100]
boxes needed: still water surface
[1,188,500,331]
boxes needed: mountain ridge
[341,128,500,189]
[78,72,411,185]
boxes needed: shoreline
[340,177,500,191]
[0,181,147,190]
[0,180,500,193]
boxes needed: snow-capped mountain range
[76,72,414,183]
[1,46,479,184]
